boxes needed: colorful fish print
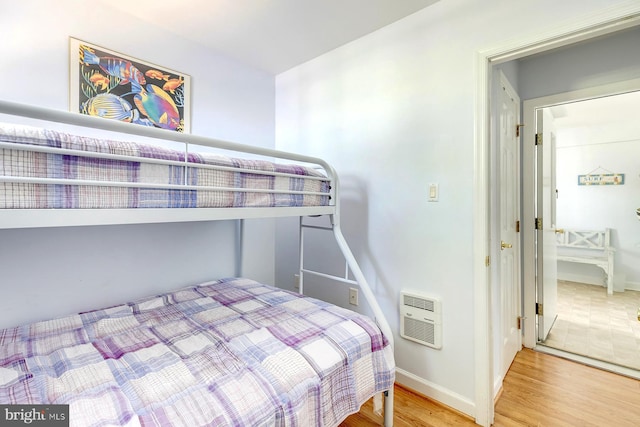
[134,84,180,130]
[145,69,170,81]
[80,46,146,92]
[162,77,184,94]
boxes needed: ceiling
[550,90,640,128]
[99,0,439,74]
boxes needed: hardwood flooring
[341,348,640,426]
[340,384,475,427]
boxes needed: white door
[536,108,558,342]
[498,73,522,374]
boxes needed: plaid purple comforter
[0,124,331,209]
[0,278,395,426]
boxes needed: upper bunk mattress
[0,124,331,209]
[0,278,394,426]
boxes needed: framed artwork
[69,37,191,133]
[578,173,625,186]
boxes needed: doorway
[475,8,640,426]
[491,26,640,373]
[524,89,640,374]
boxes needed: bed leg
[384,387,394,426]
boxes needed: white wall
[275,0,637,417]
[0,0,276,329]
[556,122,640,288]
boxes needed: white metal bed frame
[0,99,394,426]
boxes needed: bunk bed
[0,100,395,426]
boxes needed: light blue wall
[517,27,640,101]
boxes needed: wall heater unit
[400,291,442,349]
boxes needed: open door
[497,72,521,375]
[536,108,558,342]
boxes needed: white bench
[556,229,615,294]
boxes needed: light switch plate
[428,183,439,202]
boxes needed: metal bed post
[298,216,305,295]
[235,219,244,277]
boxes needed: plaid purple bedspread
[0,124,331,209]
[0,278,395,426]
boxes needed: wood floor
[341,348,640,426]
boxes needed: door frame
[521,78,640,348]
[473,4,640,426]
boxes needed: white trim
[474,2,640,425]
[396,368,475,418]
[624,281,640,292]
[473,50,493,427]
[557,273,605,287]
[485,3,640,64]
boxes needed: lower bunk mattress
[0,278,395,426]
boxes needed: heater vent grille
[404,317,435,345]
[403,295,435,312]
[400,291,441,349]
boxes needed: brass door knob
[555,228,565,234]
[501,241,513,250]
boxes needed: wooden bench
[556,229,615,294]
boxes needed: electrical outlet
[349,288,359,306]
[294,274,300,291]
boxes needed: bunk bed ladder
[298,215,395,426]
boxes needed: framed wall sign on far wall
[69,37,191,133]
[577,173,625,186]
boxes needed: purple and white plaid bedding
[0,124,331,209]
[0,278,395,426]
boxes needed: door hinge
[536,303,544,316]
[516,220,520,233]
[516,124,524,138]
[535,217,543,230]
[485,255,490,267]
[535,133,542,145]
[517,316,523,330]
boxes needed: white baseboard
[395,368,475,419]
[557,272,603,287]
[624,280,640,292]
[493,375,503,401]
[558,273,640,292]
